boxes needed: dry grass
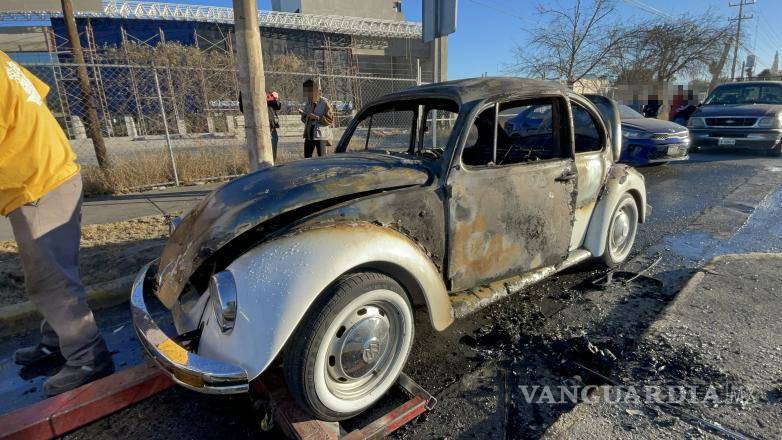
[82,148,250,195]
[0,216,169,307]
[82,143,313,195]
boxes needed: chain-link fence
[22,62,418,193]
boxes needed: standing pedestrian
[0,50,113,396]
[299,79,334,158]
[239,90,282,161]
[267,91,282,160]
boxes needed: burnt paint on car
[156,78,609,308]
[304,186,447,271]
[446,160,577,290]
[155,153,433,307]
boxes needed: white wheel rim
[313,289,413,414]
[608,199,638,262]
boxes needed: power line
[466,0,531,23]
[621,0,674,20]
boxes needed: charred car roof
[375,77,570,107]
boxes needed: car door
[446,96,577,291]
[569,96,611,250]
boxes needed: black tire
[283,271,414,421]
[769,143,782,157]
[600,193,639,267]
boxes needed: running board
[449,249,592,319]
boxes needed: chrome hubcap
[609,202,637,259]
[325,302,401,400]
[612,210,630,248]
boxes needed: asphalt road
[2,150,780,439]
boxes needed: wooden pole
[61,0,110,169]
[233,0,273,170]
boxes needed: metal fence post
[152,67,180,186]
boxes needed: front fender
[583,165,647,257]
[197,222,453,380]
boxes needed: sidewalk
[0,182,222,242]
[543,253,782,439]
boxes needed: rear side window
[571,102,603,153]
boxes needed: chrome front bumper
[130,261,249,394]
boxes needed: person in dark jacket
[239,90,282,160]
[672,90,698,126]
[642,94,661,118]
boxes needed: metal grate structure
[0,0,423,39]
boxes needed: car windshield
[705,84,782,105]
[618,104,644,119]
[341,99,459,160]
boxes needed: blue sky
[4,0,781,79]
[190,0,782,79]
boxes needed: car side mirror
[583,94,622,162]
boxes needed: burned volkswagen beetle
[131,78,647,421]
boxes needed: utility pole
[61,0,109,169]
[729,0,755,80]
[233,0,273,170]
[708,39,733,92]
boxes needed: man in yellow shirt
[0,50,113,395]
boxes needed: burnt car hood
[622,118,685,133]
[694,103,782,118]
[154,153,433,308]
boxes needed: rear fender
[197,222,453,380]
[583,165,647,257]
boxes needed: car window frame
[336,97,460,156]
[457,95,571,171]
[568,96,608,155]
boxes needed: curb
[0,275,134,337]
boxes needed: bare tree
[511,0,631,86]
[628,14,732,86]
[616,13,732,117]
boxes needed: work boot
[13,343,64,366]
[43,354,115,397]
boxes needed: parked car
[503,104,551,137]
[688,81,782,156]
[589,98,690,166]
[131,78,647,422]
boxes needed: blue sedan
[618,105,690,166]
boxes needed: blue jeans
[271,129,279,160]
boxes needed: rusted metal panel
[307,186,446,270]
[570,152,607,250]
[155,153,433,308]
[446,159,577,290]
[449,249,591,318]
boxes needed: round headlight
[209,271,237,333]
